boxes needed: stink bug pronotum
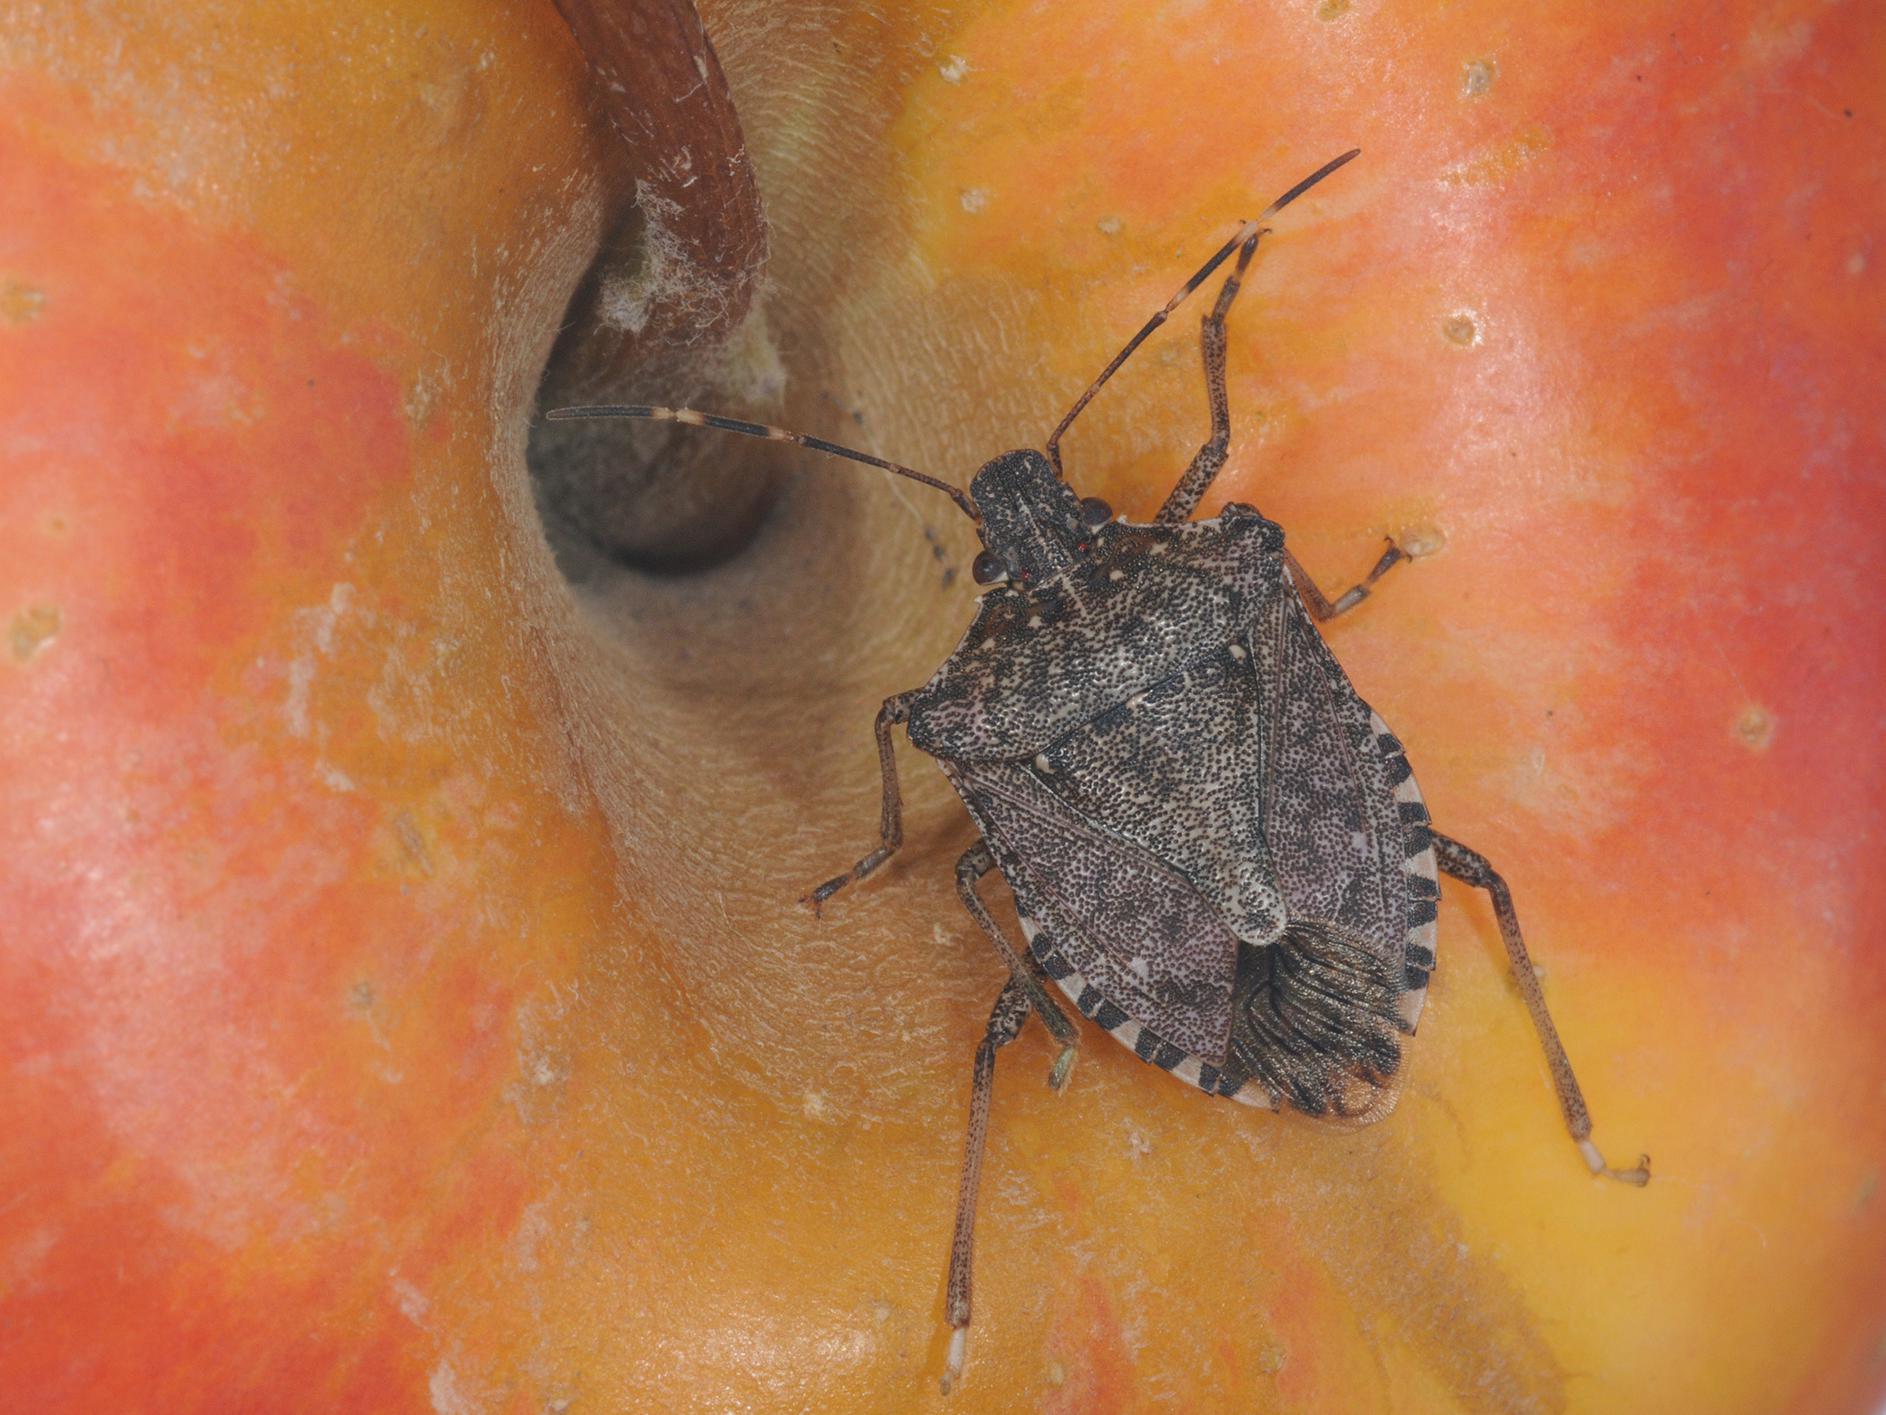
[548,147,1649,1394]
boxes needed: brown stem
[535,0,777,570]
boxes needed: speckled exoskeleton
[547,149,1648,1395]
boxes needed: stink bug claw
[1614,1155,1653,1187]
[940,1327,968,1396]
[1048,1045,1077,1093]
[1582,1137,1652,1186]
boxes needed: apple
[2,0,1882,1411]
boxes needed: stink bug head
[966,449,1102,587]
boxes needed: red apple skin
[3,1,1884,1413]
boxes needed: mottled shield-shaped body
[905,500,1440,1120]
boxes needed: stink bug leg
[1045,146,1362,482]
[940,977,1031,1396]
[954,842,1080,1086]
[1154,223,1264,523]
[1432,834,1652,1185]
[1287,538,1408,621]
[802,693,913,915]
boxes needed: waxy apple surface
[2,1,1882,1411]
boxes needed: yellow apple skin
[2,1,1884,1412]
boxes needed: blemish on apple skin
[1,278,45,324]
[1097,216,1123,236]
[1400,523,1447,558]
[1443,125,1552,185]
[392,811,435,876]
[1442,311,1482,347]
[960,187,990,214]
[1461,59,1497,98]
[9,603,60,662]
[1734,704,1777,751]
[939,54,970,83]
[1315,0,1350,20]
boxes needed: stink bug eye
[1078,495,1112,529]
[971,550,1009,586]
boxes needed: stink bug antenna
[1044,147,1362,473]
[543,404,982,524]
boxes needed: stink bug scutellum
[548,147,1649,1394]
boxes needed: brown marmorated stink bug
[547,148,1650,1394]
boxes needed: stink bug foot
[548,145,1649,1395]
[1046,1042,1077,1094]
[1431,832,1651,1186]
[1582,1141,1654,1187]
[1291,536,1409,620]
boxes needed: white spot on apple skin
[507,1002,572,1125]
[1734,703,1777,750]
[317,762,357,793]
[428,1360,485,1415]
[391,1274,431,1327]
[285,582,356,739]
[508,1197,554,1274]
[960,188,990,214]
[939,54,970,82]
[1461,58,1497,97]
[285,658,314,738]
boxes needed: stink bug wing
[1030,633,1286,948]
[943,757,1241,1063]
[1251,566,1441,1027]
